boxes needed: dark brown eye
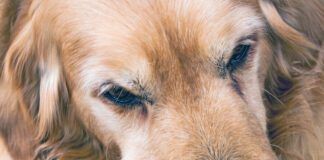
[227,44,251,72]
[102,86,142,107]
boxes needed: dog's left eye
[227,44,251,72]
[101,86,142,107]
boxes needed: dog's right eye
[227,44,251,72]
[100,85,143,107]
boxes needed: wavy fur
[0,0,323,159]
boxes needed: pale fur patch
[0,137,12,160]
[0,0,322,159]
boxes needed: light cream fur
[0,0,323,160]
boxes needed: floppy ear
[259,0,323,47]
[2,8,107,159]
[3,14,69,143]
[259,0,323,97]
[3,16,75,159]
[259,0,324,159]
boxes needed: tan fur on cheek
[0,0,323,159]
[72,91,154,160]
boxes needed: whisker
[264,89,284,105]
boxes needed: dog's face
[5,0,278,159]
[64,0,275,159]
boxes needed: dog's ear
[3,12,69,142]
[259,0,324,159]
[2,7,106,159]
[259,0,323,47]
[259,0,323,96]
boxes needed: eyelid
[97,82,136,96]
[97,83,154,105]
[239,39,256,45]
[237,33,258,44]
[98,83,114,96]
[98,82,143,100]
[226,40,256,72]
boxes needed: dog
[0,0,323,159]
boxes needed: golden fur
[0,0,323,159]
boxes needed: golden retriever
[0,0,323,159]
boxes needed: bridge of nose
[159,94,276,160]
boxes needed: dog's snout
[172,105,278,160]
[190,137,277,160]
[188,133,277,160]
[196,153,277,160]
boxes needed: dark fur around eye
[226,44,251,72]
[102,86,143,107]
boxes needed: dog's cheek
[73,93,152,153]
[70,92,120,145]
[238,48,268,131]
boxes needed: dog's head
[3,0,321,159]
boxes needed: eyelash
[100,84,143,108]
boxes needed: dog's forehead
[58,0,262,90]
[60,0,261,48]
